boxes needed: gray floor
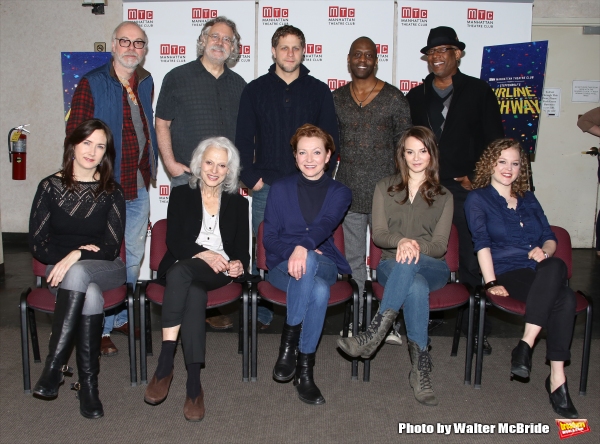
[0,242,598,443]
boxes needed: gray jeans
[342,211,372,316]
[46,258,126,315]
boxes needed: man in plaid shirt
[67,21,158,356]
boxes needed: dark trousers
[161,259,232,366]
[497,258,576,362]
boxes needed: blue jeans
[269,251,338,353]
[103,186,149,335]
[251,183,273,325]
[377,254,449,350]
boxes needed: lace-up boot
[337,309,398,358]
[408,339,438,406]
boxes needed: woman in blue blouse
[264,124,351,405]
[465,139,578,418]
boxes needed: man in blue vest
[67,21,158,356]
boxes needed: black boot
[546,376,579,419]
[511,340,533,378]
[293,353,325,405]
[33,289,86,398]
[273,323,301,382]
[73,313,104,419]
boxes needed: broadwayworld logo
[329,6,355,25]
[467,8,494,28]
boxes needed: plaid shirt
[67,66,151,200]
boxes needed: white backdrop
[122,0,533,278]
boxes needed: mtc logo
[328,79,348,90]
[468,9,494,20]
[160,45,186,55]
[306,44,322,54]
[128,9,153,20]
[159,185,170,196]
[401,7,427,18]
[191,8,218,19]
[240,45,251,55]
[376,44,388,54]
[399,80,422,93]
[263,7,289,17]
[329,6,355,17]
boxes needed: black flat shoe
[473,335,492,355]
[510,340,532,378]
[546,376,579,419]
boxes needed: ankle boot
[33,289,86,398]
[293,352,325,405]
[337,308,398,358]
[546,376,579,419]
[407,340,438,406]
[73,313,104,419]
[273,323,302,381]
[511,340,533,378]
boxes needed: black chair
[363,224,475,382]
[20,243,136,393]
[251,221,360,382]
[472,225,593,395]
[138,219,250,384]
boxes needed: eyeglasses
[115,38,147,49]
[425,46,457,56]
[208,34,233,45]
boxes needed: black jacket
[406,69,504,180]
[157,184,250,278]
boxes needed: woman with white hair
[144,137,249,421]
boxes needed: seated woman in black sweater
[29,119,126,419]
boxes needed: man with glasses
[67,21,158,356]
[155,16,246,330]
[406,26,504,353]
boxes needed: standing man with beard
[333,37,411,342]
[236,25,339,328]
[406,27,504,352]
[67,21,158,356]
[155,16,246,330]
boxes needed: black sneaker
[474,335,492,355]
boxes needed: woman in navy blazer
[144,137,249,421]
[264,124,351,405]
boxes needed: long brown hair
[388,126,444,206]
[472,138,530,197]
[61,119,117,194]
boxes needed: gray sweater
[333,82,412,213]
[371,175,454,261]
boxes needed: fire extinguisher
[7,124,30,180]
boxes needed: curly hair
[188,136,241,194]
[388,126,444,206]
[196,16,241,64]
[472,138,530,197]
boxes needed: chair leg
[342,301,351,338]
[250,286,258,382]
[127,284,137,386]
[474,293,486,389]
[464,293,475,385]
[20,289,32,394]
[579,292,592,396]
[363,287,373,382]
[242,285,249,382]
[237,298,244,355]
[28,307,41,363]
[145,296,153,357]
[139,289,147,385]
[350,279,359,380]
[451,306,464,356]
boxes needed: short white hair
[188,137,241,194]
[112,21,148,55]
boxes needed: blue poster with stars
[61,52,112,122]
[480,41,548,154]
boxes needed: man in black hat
[406,26,504,353]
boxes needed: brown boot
[184,389,205,421]
[144,369,174,405]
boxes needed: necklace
[351,80,378,108]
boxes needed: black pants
[497,258,576,362]
[161,259,232,366]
